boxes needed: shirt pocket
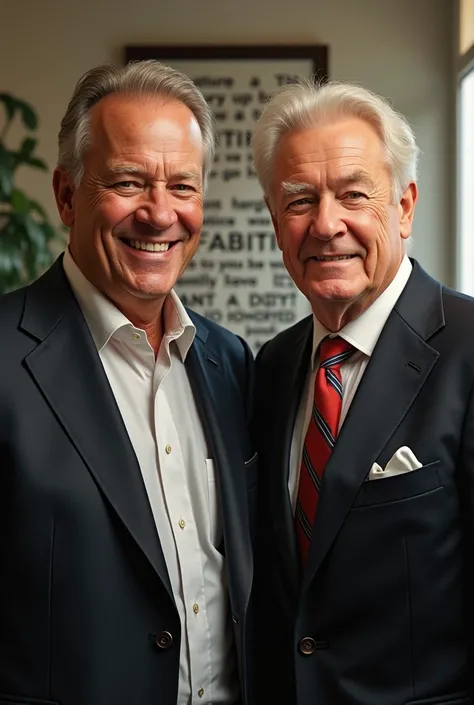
[205,458,222,548]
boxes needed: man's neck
[113,297,166,356]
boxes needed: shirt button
[165,444,172,454]
[178,519,186,529]
[198,688,204,698]
[132,332,141,340]
[193,603,199,614]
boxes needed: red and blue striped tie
[295,336,354,565]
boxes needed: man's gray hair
[57,60,216,188]
[252,78,419,206]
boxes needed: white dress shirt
[289,255,413,509]
[63,248,238,705]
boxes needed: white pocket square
[368,446,422,481]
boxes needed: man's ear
[265,196,282,251]
[399,182,418,240]
[53,168,76,227]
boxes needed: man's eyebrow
[335,170,375,189]
[171,170,202,184]
[106,165,202,184]
[280,171,375,197]
[106,164,144,176]
[280,181,315,196]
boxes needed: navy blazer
[0,256,257,705]
[254,260,474,705]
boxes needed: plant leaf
[0,92,60,292]
[26,156,47,171]
[20,102,38,130]
[11,188,30,214]
[19,136,37,159]
[0,161,13,199]
[0,93,17,122]
[29,198,47,218]
[24,214,47,249]
[40,220,58,243]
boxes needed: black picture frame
[125,45,328,80]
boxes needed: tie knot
[319,336,354,369]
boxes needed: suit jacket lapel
[302,261,444,591]
[21,259,173,598]
[270,318,313,596]
[185,320,253,614]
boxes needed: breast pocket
[354,462,442,508]
[205,459,222,548]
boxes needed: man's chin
[110,274,174,303]
[307,282,361,304]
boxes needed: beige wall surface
[0,0,454,282]
[460,0,474,53]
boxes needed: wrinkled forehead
[271,117,390,193]
[275,116,386,167]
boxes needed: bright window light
[458,67,474,295]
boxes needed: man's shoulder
[0,285,28,327]
[186,307,251,362]
[440,284,474,343]
[0,284,38,378]
[257,315,312,364]
[442,283,474,311]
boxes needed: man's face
[269,117,417,328]
[54,93,204,311]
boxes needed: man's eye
[114,181,138,189]
[289,197,313,208]
[173,184,195,192]
[345,191,365,200]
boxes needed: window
[456,0,474,293]
[458,67,474,295]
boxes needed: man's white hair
[57,60,216,189]
[252,78,419,206]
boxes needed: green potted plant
[0,92,63,294]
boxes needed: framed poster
[125,45,328,353]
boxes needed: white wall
[0,0,454,282]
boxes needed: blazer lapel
[21,260,173,598]
[302,261,444,591]
[185,322,253,614]
[270,318,313,595]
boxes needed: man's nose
[309,196,347,240]
[134,189,178,230]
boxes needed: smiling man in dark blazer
[0,61,257,705]
[251,79,474,705]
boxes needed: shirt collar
[311,255,413,367]
[63,247,195,360]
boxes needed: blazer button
[299,637,316,655]
[155,631,173,649]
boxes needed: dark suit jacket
[254,260,474,705]
[0,257,257,705]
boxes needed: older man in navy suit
[252,79,474,705]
